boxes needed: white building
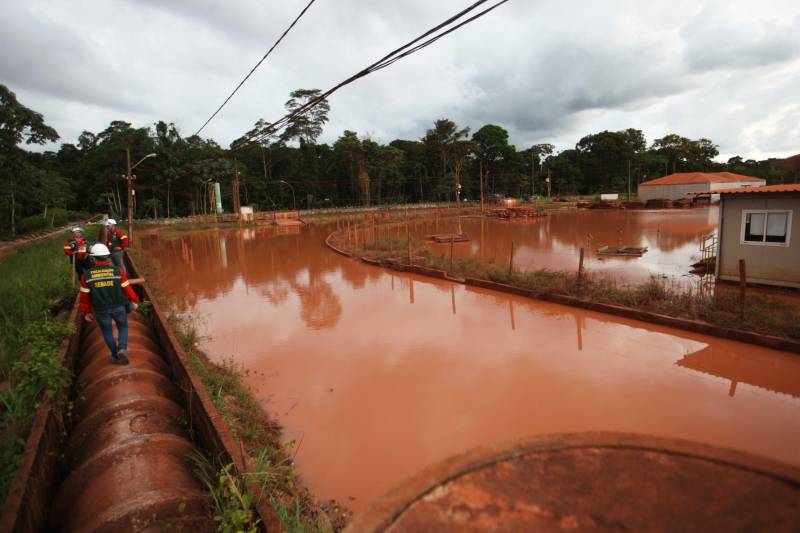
[715,184,800,289]
[638,172,765,202]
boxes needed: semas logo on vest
[87,266,126,310]
[88,268,118,282]
[88,268,120,288]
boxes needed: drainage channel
[49,312,212,531]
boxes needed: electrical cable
[194,0,317,137]
[233,0,509,152]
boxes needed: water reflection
[677,347,800,398]
[421,208,718,285]
[139,220,800,512]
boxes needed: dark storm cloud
[681,9,800,71]
[460,41,688,140]
[1,0,798,159]
[0,2,143,112]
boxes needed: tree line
[1,84,796,238]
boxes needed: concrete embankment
[325,227,800,355]
[346,433,800,531]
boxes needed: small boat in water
[596,246,648,256]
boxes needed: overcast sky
[2,0,799,160]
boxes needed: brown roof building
[638,172,765,201]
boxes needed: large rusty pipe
[50,311,212,532]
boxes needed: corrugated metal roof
[716,183,800,195]
[639,172,764,186]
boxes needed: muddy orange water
[140,215,800,512]
[404,207,719,286]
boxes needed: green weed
[0,231,82,503]
[192,455,260,533]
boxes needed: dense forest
[1,84,797,238]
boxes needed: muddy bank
[139,223,800,512]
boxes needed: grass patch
[167,312,350,531]
[0,231,83,503]
[0,234,75,375]
[302,205,479,227]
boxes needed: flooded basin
[407,207,718,285]
[140,218,800,512]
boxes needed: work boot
[117,349,130,365]
[110,355,125,365]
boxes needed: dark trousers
[111,251,126,274]
[95,305,129,357]
[71,257,90,280]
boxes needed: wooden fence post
[450,237,454,271]
[739,259,747,319]
[406,223,411,265]
[508,241,515,278]
[578,247,585,288]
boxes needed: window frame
[739,209,793,247]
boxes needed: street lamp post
[124,149,156,240]
[278,180,296,211]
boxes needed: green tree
[522,143,554,196]
[651,134,719,174]
[576,129,646,193]
[282,89,330,146]
[390,139,429,202]
[472,124,511,199]
[422,119,470,200]
[0,85,60,236]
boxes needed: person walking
[104,219,129,273]
[63,226,90,279]
[79,243,139,365]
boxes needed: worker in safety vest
[63,226,90,279]
[79,243,139,365]
[104,219,129,273]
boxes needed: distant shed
[638,172,765,201]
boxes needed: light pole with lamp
[124,149,156,240]
[278,180,296,211]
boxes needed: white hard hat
[90,243,111,257]
[71,226,83,233]
[106,218,117,226]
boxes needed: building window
[741,210,792,246]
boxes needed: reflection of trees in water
[292,277,342,330]
[259,283,290,306]
[141,226,353,330]
[427,210,719,260]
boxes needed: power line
[193,0,317,137]
[233,0,510,152]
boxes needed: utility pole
[123,149,156,239]
[479,160,485,213]
[125,147,135,240]
[232,158,242,218]
[530,151,535,198]
[627,159,632,202]
[546,168,552,199]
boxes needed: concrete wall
[638,183,711,201]
[717,193,800,288]
[639,180,766,201]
